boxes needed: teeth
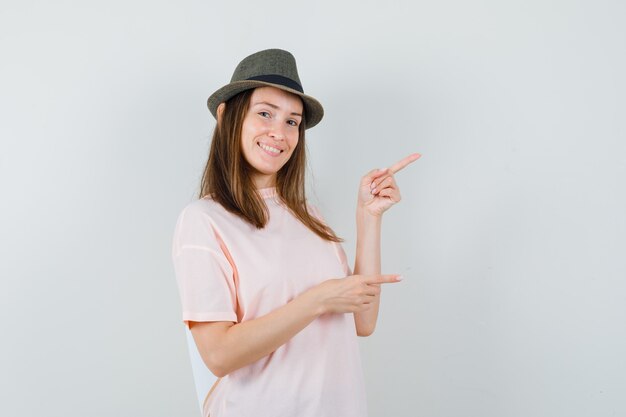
[258,143,282,154]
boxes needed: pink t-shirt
[171,186,367,417]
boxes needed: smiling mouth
[257,142,283,155]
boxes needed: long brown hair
[198,88,343,243]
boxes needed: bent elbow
[356,326,375,337]
[203,350,229,378]
[211,367,228,378]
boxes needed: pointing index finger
[387,153,421,175]
[364,274,403,284]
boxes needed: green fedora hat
[207,48,324,129]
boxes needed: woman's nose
[267,121,286,140]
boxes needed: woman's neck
[251,174,276,190]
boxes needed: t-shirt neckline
[257,186,278,199]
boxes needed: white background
[1,1,625,416]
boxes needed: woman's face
[240,86,303,189]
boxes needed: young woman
[172,48,420,417]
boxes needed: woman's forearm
[352,207,382,336]
[208,290,323,377]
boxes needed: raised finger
[363,274,402,284]
[388,153,421,175]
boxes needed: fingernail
[396,275,403,281]
[370,182,376,189]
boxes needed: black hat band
[245,74,304,94]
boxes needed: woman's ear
[217,103,226,125]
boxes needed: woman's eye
[288,120,298,127]
[259,111,270,118]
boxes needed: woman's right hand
[305,274,402,315]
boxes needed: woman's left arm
[352,153,421,336]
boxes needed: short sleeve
[171,203,238,328]
[307,203,353,277]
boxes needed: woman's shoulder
[172,198,233,255]
[174,196,230,227]
[178,195,217,214]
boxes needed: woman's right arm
[190,273,401,377]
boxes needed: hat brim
[207,80,324,129]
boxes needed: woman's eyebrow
[252,101,302,117]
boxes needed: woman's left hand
[357,153,421,217]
